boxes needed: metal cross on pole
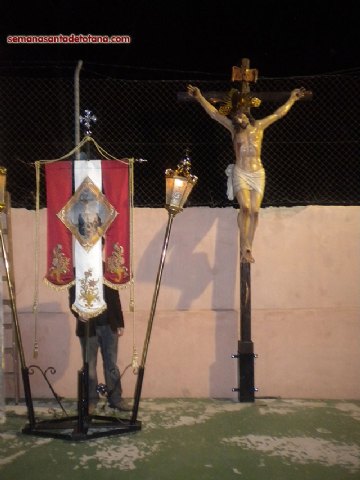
[79,109,97,161]
[80,109,97,137]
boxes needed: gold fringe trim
[35,136,132,165]
[71,302,107,320]
[43,277,75,291]
[103,277,132,291]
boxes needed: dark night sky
[0,1,359,78]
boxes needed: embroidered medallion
[48,243,71,284]
[106,242,129,282]
[57,176,118,251]
[79,268,100,308]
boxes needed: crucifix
[184,58,311,402]
[80,109,97,136]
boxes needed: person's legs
[97,325,122,407]
[79,335,99,408]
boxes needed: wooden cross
[177,57,311,108]
[229,57,259,114]
[177,57,260,111]
[179,58,311,403]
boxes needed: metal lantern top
[165,155,198,214]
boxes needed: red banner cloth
[45,161,74,288]
[101,160,131,287]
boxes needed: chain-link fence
[0,70,359,209]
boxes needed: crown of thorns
[211,89,261,116]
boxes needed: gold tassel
[132,345,139,374]
[33,341,39,359]
[33,161,41,357]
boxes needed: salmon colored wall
[2,206,360,400]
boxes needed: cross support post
[233,262,255,402]
[231,58,258,403]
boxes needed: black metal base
[20,363,142,441]
[21,414,141,441]
[237,353,255,403]
[232,341,255,403]
[235,261,255,403]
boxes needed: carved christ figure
[187,84,305,263]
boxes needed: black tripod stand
[21,324,141,441]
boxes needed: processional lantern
[0,166,35,427]
[165,154,198,215]
[131,152,198,424]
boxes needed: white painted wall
[3,206,360,400]
[0,252,4,419]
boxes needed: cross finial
[231,58,258,84]
[230,58,260,115]
[80,109,97,136]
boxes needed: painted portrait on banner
[57,176,118,251]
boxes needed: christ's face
[234,113,250,129]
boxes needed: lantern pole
[131,153,198,424]
[0,167,36,427]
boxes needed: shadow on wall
[136,209,238,310]
[209,311,239,398]
[209,213,239,397]
[136,208,239,397]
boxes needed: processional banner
[45,159,131,319]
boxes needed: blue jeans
[80,325,122,407]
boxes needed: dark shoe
[109,400,133,412]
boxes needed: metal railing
[0,68,358,209]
